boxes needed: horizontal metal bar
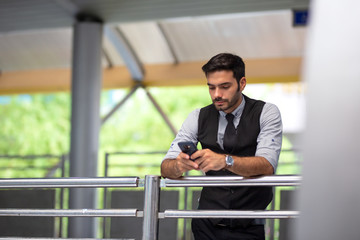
[161,210,299,219]
[0,238,125,240]
[0,177,139,188]
[0,209,143,217]
[161,175,301,187]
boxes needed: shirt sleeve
[255,103,283,173]
[162,109,200,161]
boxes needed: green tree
[0,94,71,155]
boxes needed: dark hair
[202,53,245,83]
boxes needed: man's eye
[221,86,230,89]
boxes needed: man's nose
[214,88,222,98]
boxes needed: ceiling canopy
[0,0,309,95]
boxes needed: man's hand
[161,152,199,179]
[191,149,226,172]
[176,152,200,173]
[191,149,274,177]
[162,148,274,178]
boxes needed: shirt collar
[219,94,245,118]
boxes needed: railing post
[142,175,160,240]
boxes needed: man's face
[207,70,246,113]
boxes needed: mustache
[214,97,226,102]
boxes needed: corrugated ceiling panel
[0,10,307,73]
[118,22,175,64]
[0,28,72,71]
[160,10,306,62]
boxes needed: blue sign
[293,9,309,26]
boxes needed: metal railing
[0,209,141,217]
[0,175,301,240]
[161,175,301,187]
[155,175,300,240]
[0,177,139,188]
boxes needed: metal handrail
[0,238,121,240]
[0,177,139,188]
[161,210,299,219]
[162,175,302,187]
[0,209,142,217]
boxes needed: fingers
[175,149,225,174]
[176,152,199,173]
[193,149,225,172]
[190,150,202,160]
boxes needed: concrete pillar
[68,16,103,238]
[295,0,360,239]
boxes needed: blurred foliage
[0,86,211,177]
[0,94,71,155]
[100,86,211,152]
[0,86,300,178]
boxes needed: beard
[212,92,241,112]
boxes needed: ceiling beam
[0,57,302,95]
[104,26,144,81]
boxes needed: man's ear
[239,77,246,91]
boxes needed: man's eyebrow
[207,82,232,87]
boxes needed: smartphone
[178,141,198,160]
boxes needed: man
[161,53,282,240]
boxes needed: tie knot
[226,113,234,122]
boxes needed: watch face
[226,155,234,166]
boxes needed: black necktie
[223,113,237,153]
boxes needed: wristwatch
[225,155,234,168]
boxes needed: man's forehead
[206,73,236,86]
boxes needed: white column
[296,0,360,239]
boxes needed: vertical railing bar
[269,189,275,240]
[142,175,160,240]
[59,154,66,238]
[183,182,188,240]
[103,152,109,238]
